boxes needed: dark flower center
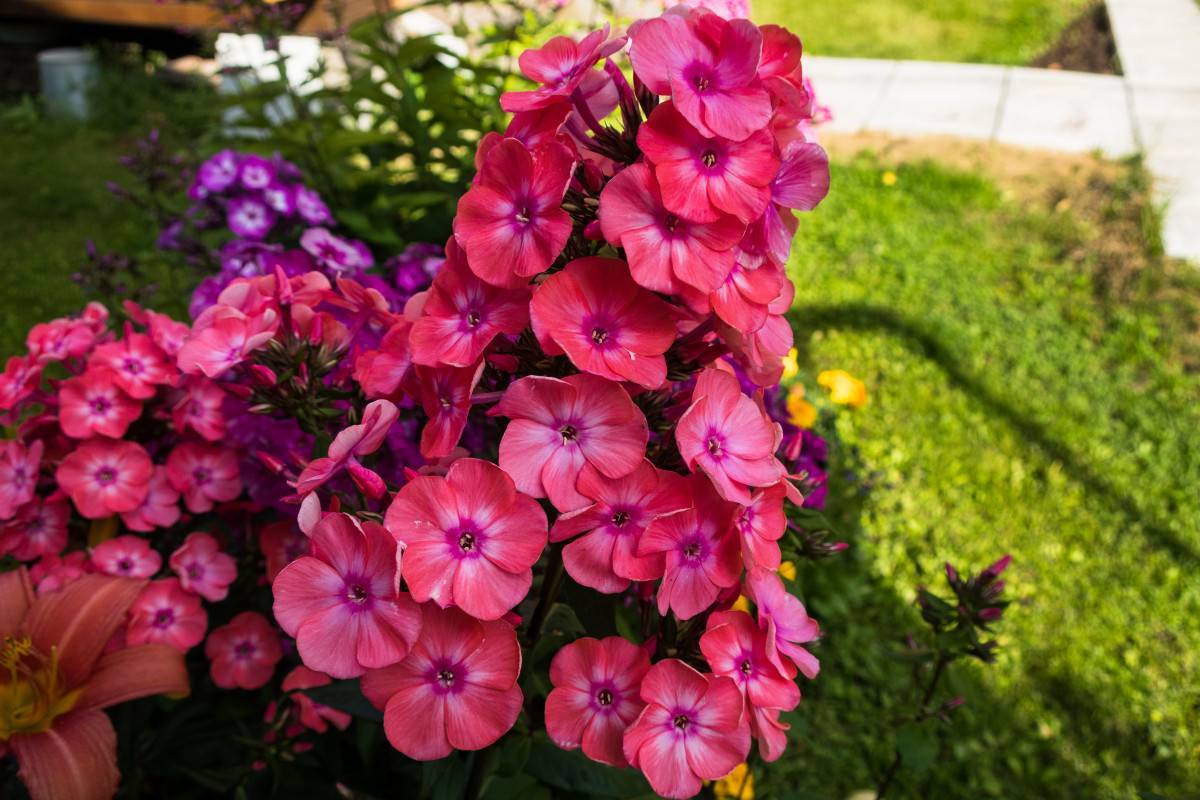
[740,659,753,675]
[91,397,111,414]
[123,358,144,375]
[187,563,205,580]
[193,467,212,485]
[597,688,614,706]
[611,510,630,527]
[673,714,690,730]
[693,74,710,91]
[235,641,255,659]
[458,532,477,552]
[117,558,133,573]
[465,310,481,328]
[515,206,532,224]
[560,424,578,443]
[440,396,453,409]
[347,584,368,603]
[153,609,175,628]
[95,466,118,486]
[664,213,680,232]
[437,669,456,687]
[683,543,702,559]
[591,327,608,345]
[702,150,718,168]
[707,437,723,456]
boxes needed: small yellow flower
[732,595,752,614]
[881,170,898,186]
[785,385,817,429]
[778,561,796,581]
[818,369,868,408]
[781,347,800,383]
[714,763,754,800]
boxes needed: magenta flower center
[465,310,482,328]
[740,658,753,676]
[514,205,532,224]
[94,466,118,486]
[153,609,175,629]
[234,640,256,660]
[590,327,608,345]
[122,357,144,375]
[595,687,614,707]
[187,563,205,580]
[706,433,724,458]
[437,669,455,687]
[346,583,369,604]
[458,532,476,552]
[90,397,111,414]
[611,510,630,528]
[664,213,680,233]
[559,424,578,444]
[117,558,133,573]
[429,660,468,695]
[192,467,212,485]
[702,150,718,168]
[673,713,691,730]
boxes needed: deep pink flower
[453,138,574,288]
[55,438,152,519]
[206,611,283,690]
[126,577,209,652]
[282,666,352,733]
[227,196,276,240]
[166,442,242,513]
[29,550,91,594]
[294,399,398,495]
[0,355,42,412]
[177,308,278,378]
[734,483,787,569]
[546,636,651,766]
[89,332,173,400]
[530,257,677,389]
[171,376,227,442]
[385,458,547,621]
[501,25,626,112]
[719,310,794,387]
[696,257,787,333]
[676,368,783,504]
[551,461,691,593]
[26,318,96,363]
[630,13,771,142]
[490,374,648,511]
[598,163,742,294]
[273,513,422,678]
[701,609,799,710]
[409,363,483,460]
[0,439,43,520]
[57,367,142,439]
[622,659,749,799]
[751,140,830,265]
[91,535,162,579]
[355,322,412,398]
[170,532,238,602]
[638,102,779,223]
[258,520,309,582]
[745,567,820,680]
[410,241,529,367]
[360,604,522,760]
[300,227,372,274]
[120,466,181,533]
[639,477,740,619]
[0,495,68,561]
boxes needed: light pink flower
[26,318,96,363]
[630,13,771,142]
[676,368,783,504]
[0,495,68,561]
[745,567,820,680]
[354,321,412,398]
[55,438,152,519]
[166,442,242,513]
[453,138,575,287]
[361,604,523,760]
[750,140,830,265]
[206,611,283,690]
[126,577,209,652]
[409,363,484,460]
[411,241,529,367]
[120,466,182,533]
[698,257,787,333]
[622,659,749,799]
[294,399,398,495]
[501,25,625,112]
[0,439,43,520]
[177,308,278,378]
[550,461,690,593]
[90,332,173,400]
[639,477,740,619]
[734,483,787,569]
[385,458,547,621]
[598,163,742,294]
[170,532,238,602]
[546,636,651,766]
[29,550,91,594]
[91,535,162,578]
[171,377,227,442]
[273,513,422,679]
[638,101,779,223]
[490,374,648,511]
[282,666,352,733]
[530,257,677,389]
[58,367,142,439]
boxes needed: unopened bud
[977,607,1003,622]
[248,364,278,387]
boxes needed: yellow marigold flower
[714,763,754,800]
[785,385,817,429]
[778,561,796,581]
[781,347,800,383]
[818,369,868,408]
[881,170,898,186]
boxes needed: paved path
[805,0,1200,261]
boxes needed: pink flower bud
[346,460,387,500]
[977,607,1003,621]
[583,220,603,240]
[248,364,277,387]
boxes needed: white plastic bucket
[38,48,98,120]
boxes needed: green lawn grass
[764,149,1200,798]
[757,0,1093,64]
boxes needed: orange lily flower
[0,569,189,800]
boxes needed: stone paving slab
[1105,0,1200,87]
[870,60,1006,140]
[995,67,1137,156]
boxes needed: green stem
[526,545,565,644]
[876,654,949,799]
[465,745,500,800]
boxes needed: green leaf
[303,679,383,722]
[524,740,652,797]
[421,753,471,800]
[894,724,939,774]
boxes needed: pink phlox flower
[700,609,800,713]
[750,140,830,265]
[550,461,691,593]
[385,458,548,621]
[360,604,523,760]
[630,13,771,142]
[29,550,92,594]
[227,195,276,240]
[282,666,352,733]
[638,101,779,223]
[273,513,421,678]
[90,331,173,400]
[0,355,43,413]
[301,227,372,274]
[490,374,649,511]
[57,367,142,440]
[170,531,237,602]
[354,321,412,399]
[295,186,332,225]
[408,363,484,460]
[676,367,783,503]
[598,162,742,294]
[734,482,787,569]
[453,138,575,288]
[718,309,794,387]
[55,438,152,519]
[0,494,68,561]
[206,611,283,690]
[91,535,162,579]
[0,439,43,520]
[259,520,310,582]
[166,442,243,514]
[622,658,749,799]
[26,318,96,364]
[546,636,651,766]
[171,376,228,442]
[501,24,626,112]
[238,154,276,190]
[177,306,279,378]
[745,566,820,680]
[126,577,209,652]
[120,466,182,533]
[530,257,677,389]
[294,399,398,495]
